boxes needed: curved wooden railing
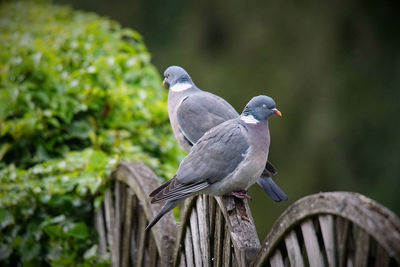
[95,161,177,266]
[251,192,400,267]
[96,162,400,267]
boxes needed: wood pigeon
[146,95,282,230]
[163,66,288,202]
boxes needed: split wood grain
[354,228,370,267]
[184,225,195,267]
[95,206,107,254]
[197,196,211,266]
[301,219,324,267]
[121,188,133,267]
[189,207,203,267]
[318,214,336,267]
[284,229,304,267]
[269,249,284,267]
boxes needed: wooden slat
[104,188,119,267]
[336,217,350,267]
[173,197,197,267]
[319,215,336,267]
[179,251,186,267]
[346,257,354,267]
[184,225,195,267]
[121,188,133,267]
[189,205,203,267]
[103,189,113,247]
[130,195,138,267]
[197,196,211,266]
[135,205,147,266]
[223,224,232,266]
[114,181,123,267]
[214,208,224,267]
[130,222,136,266]
[301,219,325,267]
[284,230,305,267]
[269,249,285,267]
[147,234,158,267]
[354,228,370,267]
[209,196,216,240]
[374,244,390,267]
[95,206,107,254]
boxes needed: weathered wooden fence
[95,161,400,267]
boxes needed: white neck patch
[170,83,192,92]
[240,114,259,124]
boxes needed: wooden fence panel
[172,195,260,267]
[96,162,400,267]
[95,161,177,266]
[250,192,400,267]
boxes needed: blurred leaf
[0,244,11,261]
[66,222,89,239]
[83,244,97,259]
[88,149,108,171]
[43,225,63,239]
[0,209,13,229]
[20,238,41,261]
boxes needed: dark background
[56,0,400,239]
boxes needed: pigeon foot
[232,190,252,200]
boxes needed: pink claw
[232,190,252,200]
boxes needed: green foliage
[0,1,183,265]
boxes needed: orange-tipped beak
[272,108,282,117]
[162,80,166,86]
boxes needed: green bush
[0,1,183,265]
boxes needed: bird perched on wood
[163,66,288,202]
[145,95,282,230]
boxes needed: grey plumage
[164,66,287,202]
[176,92,238,145]
[146,95,281,230]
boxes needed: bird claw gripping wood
[232,190,252,200]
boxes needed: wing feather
[149,119,249,203]
[151,177,209,203]
[176,119,250,184]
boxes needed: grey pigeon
[146,95,282,230]
[163,66,287,202]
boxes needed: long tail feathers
[257,176,288,202]
[145,199,181,231]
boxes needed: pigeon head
[163,66,194,88]
[241,95,282,123]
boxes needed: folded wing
[150,120,249,203]
[177,92,238,145]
